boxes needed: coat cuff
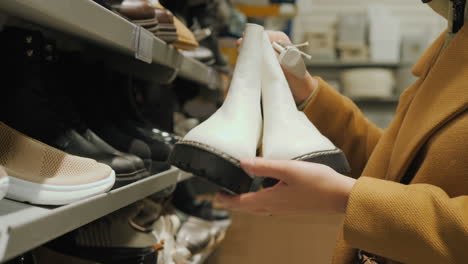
[343,177,412,260]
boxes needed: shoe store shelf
[179,57,223,91]
[307,62,409,69]
[0,0,223,90]
[0,168,193,262]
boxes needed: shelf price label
[132,26,153,64]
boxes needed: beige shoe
[0,165,9,201]
[0,122,115,205]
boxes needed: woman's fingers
[240,158,296,183]
[236,37,243,48]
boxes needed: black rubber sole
[169,142,258,195]
[262,148,351,188]
[296,148,351,174]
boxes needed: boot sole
[262,148,351,188]
[169,141,258,195]
[294,148,351,173]
[0,177,9,200]
[6,171,116,205]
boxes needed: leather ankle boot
[169,24,264,194]
[260,33,350,182]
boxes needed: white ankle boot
[169,24,264,194]
[261,32,350,180]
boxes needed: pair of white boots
[169,24,349,194]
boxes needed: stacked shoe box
[302,22,337,63]
[368,4,401,63]
[336,13,368,63]
[341,68,395,98]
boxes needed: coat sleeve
[302,78,383,178]
[344,177,468,264]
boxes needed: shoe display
[173,181,230,221]
[0,29,145,187]
[153,211,188,264]
[47,202,161,264]
[82,129,150,180]
[172,16,199,50]
[151,1,198,49]
[92,124,155,172]
[117,120,172,161]
[173,113,200,136]
[169,24,264,194]
[0,0,241,260]
[0,123,115,205]
[0,165,9,201]
[53,129,144,187]
[260,32,350,175]
[119,0,159,27]
[181,46,216,65]
[175,212,216,256]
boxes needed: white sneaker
[260,32,350,186]
[0,122,115,205]
[169,24,264,194]
[0,165,9,201]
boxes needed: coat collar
[412,29,447,78]
[387,25,468,182]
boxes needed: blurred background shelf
[235,3,297,18]
[0,168,192,263]
[307,62,411,69]
[0,0,223,90]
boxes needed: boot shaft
[221,23,263,114]
[260,33,298,119]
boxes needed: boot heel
[169,141,257,194]
[262,149,351,188]
[294,148,351,174]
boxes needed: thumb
[240,157,295,183]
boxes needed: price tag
[132,26,153,64]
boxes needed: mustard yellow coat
[303,26,468,264]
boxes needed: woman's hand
[237,30,318,106]
[215,158,356,216]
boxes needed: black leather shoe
[81,129,150,179]
[92,123,153,172]
[117,120,172,161]
[173,181,230,221]
[53,129,143,185]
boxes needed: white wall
[292,0,446,44]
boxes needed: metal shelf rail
[0,168,192,262]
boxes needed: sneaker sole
[0,177,9,200]
[6,171,116,205]
[262,148,351,188]
[169,141,259,195]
